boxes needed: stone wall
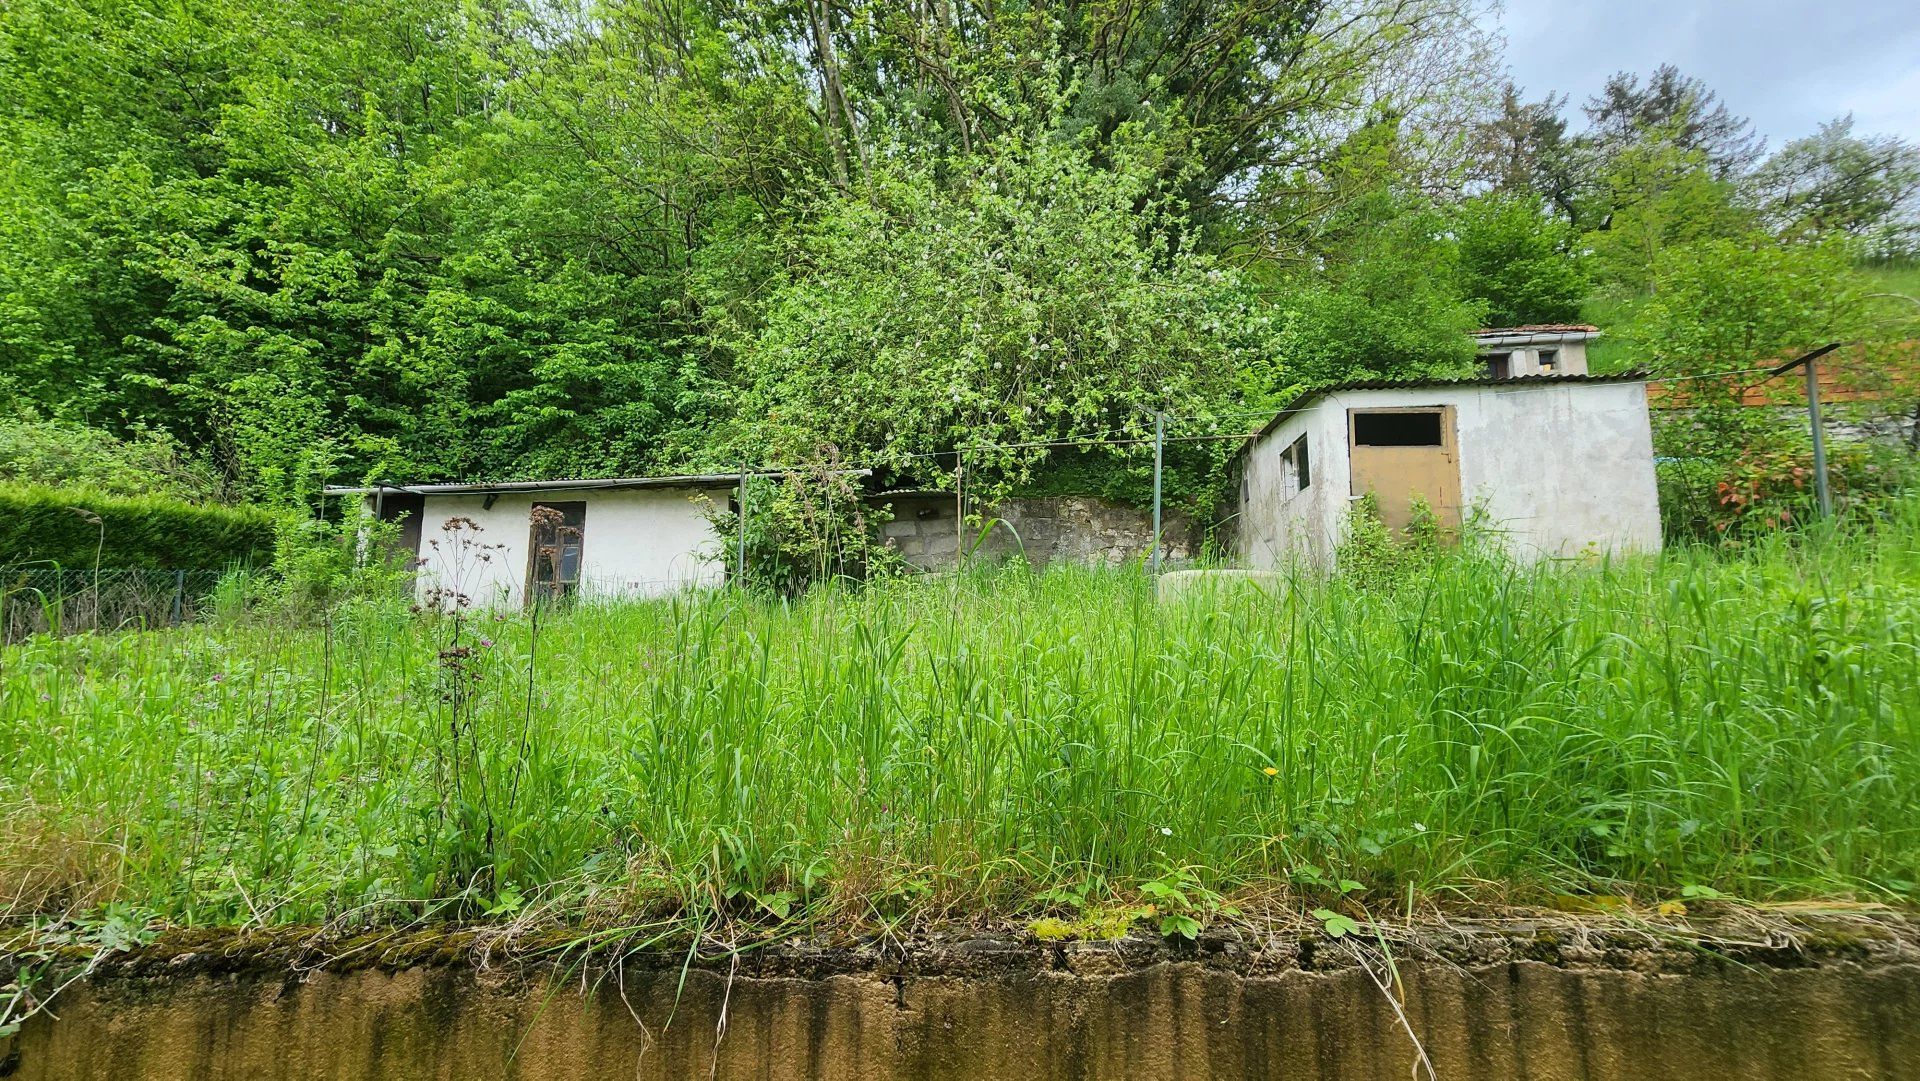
[875,495,1197,571]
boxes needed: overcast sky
[1496,0,1920,149]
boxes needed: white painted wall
[409,487,730,607]
[1480,341,1589,376]
[1238,380,1662,568]
[1237,407,1343,570]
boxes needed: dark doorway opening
[1352,410,1445,447]
[374,491,425,563]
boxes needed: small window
[1484,352,1512,379]
[1280,434,1311,496]
[1537,349,1559,374]
[1352,411,1443,447]
[528,501,586,603]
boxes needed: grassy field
[4,506,1918,938]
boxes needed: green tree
[1749,117,1920,257]
[1470,84,1584,220]
[710,121,1273,498]
[1584,65,1765,179]
[1454,194,1588,327]
[1629,236,1866,374]
[1585,130,1752,295]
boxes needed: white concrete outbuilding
[1235,373,1662,568]
[1474,324,1600,378]
[327,474,738,608]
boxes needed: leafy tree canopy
[0,1,1913,511]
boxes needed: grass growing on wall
[2,502,1917,936]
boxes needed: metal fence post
[1804,354,1833,518]
[736,463,749,586]
[171,569,186,626]
[1150,411,1165,575]
[955,446,965,567]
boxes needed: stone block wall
[875,495,1197,571]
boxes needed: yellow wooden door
[1347,407,1463,536]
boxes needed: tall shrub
[0,485,282,569]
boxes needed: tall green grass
[3,504,1918,930]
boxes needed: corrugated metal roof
[324,470,868,497]
[1241,370,1652,447]
[1474,324,1600,335]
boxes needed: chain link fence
[1,567,229,644]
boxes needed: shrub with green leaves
[708,113,1274,508]
[0,413,219,501]
[1335,494,1452,588]
[0,485,281,570]
[701,456,901,595]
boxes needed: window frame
[526,501,587,604]
[1280,433,1312,497]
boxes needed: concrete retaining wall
[8,927,1917,1080]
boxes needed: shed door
[373,492,425,562]
[1347,407,1462,537]
[527,501,586,605]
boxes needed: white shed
[327,475,736,608]
[1235,374,1662,568]
[1474,324,1600,378]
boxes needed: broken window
[1537,349,1559,374]
[1280,434,1311,496]
[1484,352,1512,379]
[1352,410,1444,447]
[527,501,586,604]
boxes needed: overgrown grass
[3,504,1918,936]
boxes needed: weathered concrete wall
[1239,381,1664,569]
[1237,407,1341,571]
[1448,381,1662,560]
[410,487,729,607]
[878,496,1196,571]
[9,928,1918,1080]
[1477,340,1591,377]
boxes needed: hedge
[0,484,284,570]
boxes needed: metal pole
[954,447,965,567]
[171,569,185,625]
[1150,411,1165,574]
[736,463,748,586]
[1805,355,1833,518]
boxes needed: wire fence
[0,567,229,644]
